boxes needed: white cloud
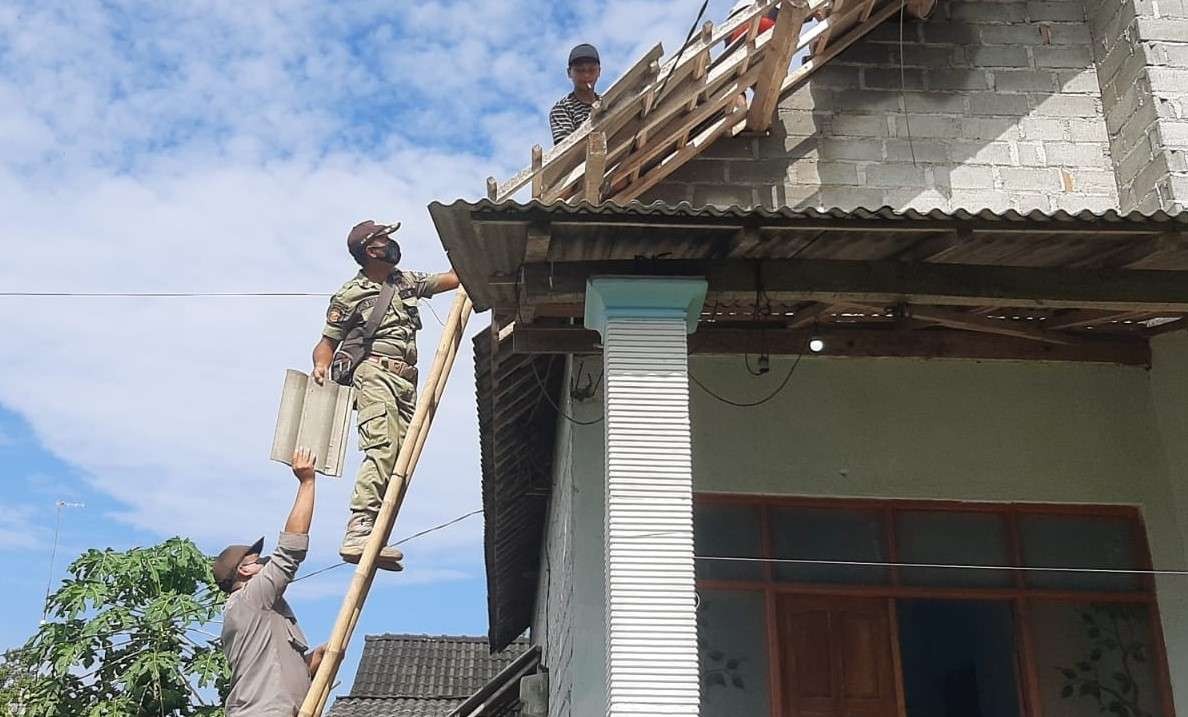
[0,506,46,551]
[0,0,723,578]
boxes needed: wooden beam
[1046,309,1150,331]
[814,0,846,54]
[859,0,878,21]
[747,0,809,132]
[786,302,837,328]
[890,231,966,262]
[510,325,1151,366]
[524,225,551,263]
[486,177,498,201]
[781,0,905,98]
[903,305,1072,344]
[687,22,715,113]
[530,145,543,199]
[584,132,607,204]
[519,258,1188,313]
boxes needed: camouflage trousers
[350,360,416,514]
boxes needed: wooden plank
[520,258,1188,312]
[860,0,878,21]
[510,325,1151,366]
[889,232,965,262]
[748,0,810,132]
[687,22,715,112]
[786,302,837,328]
[781,0,905,98]
[530,145,543,199]
[486,177,497,201]
[1046,309,1149,331]
[814,0,847,53]
[902,305,1072,344]
[584,131,607,204]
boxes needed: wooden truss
[486,0,931,206]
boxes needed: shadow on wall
[645,0,1121,214]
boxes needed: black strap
[360,277,398,343]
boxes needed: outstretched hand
[307,644,327,677]
[292,447,317,483]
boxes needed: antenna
[41,500,85,625]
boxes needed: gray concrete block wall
[646,0,1122,213]
[1087,0,1188,210]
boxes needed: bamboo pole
[299,290,474,716]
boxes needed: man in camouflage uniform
[312,220,459,571]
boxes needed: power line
[529,355,604,426]
[0,291,326,297]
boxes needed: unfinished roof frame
[488,0,934,207]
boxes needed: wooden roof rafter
[486,0,931,206]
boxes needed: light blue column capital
[583,276,708,338]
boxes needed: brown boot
[340,512,404,572]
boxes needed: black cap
[568,43,600,67]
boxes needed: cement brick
[864,68,927,91]
[1057,69,1102,94]
[1032,94,1100,116]
[779,111,830,137]
[677,159,730,183]
[701,136,755,159]
[968,93,1032,116]
[965,46,1034,68]
[818,187,890,210]
[1018,142,1048,164]
[1129,148,1170,194]
[951,140,1016,163]
[1000,166,1063,188]
[884,139,951,163]
[929,69,993,90]
[775,182,825,208]
[994,70,1058,92]
[1026,1,1085,22]
[893,115,964,138]
[866,163,930,187]
[780,86,825,110]
[810,65,863,89]
[962,117,1023,140]
[833,43,893,66]
[1055,194,1121,211]
[1168,148,1188,172]
[1066,118,1109,142]
[901,91,969,114]
[1045,23,1093,45]
[946,164,999,188]
[639,183,692,205]
[1169,174,1188,200]
[819,138,885,161]
[789,161,861,185]
[691,184,755,208]
[1146,66,1188,95]
[1010,193,1054,211]
[1095,37,1142,89]
[891,45,964,67]
[727,159,793,183]
[830,115,889,137]
[1034,46,1094,68]
[950,2,1029,22]
[1115,134,1156,185]
[923,22,983,45]
[1156,97,1182,120]
[1155,43,1188,68]
[1043,141,1112,166]
[949,189,1013,210]
[1021,117,1068,140]
[1136,18,1188,43]
[980,24,1047,45]
[865,21,923,43]
[883,189,953,212]
[1155,121,1188,148]
[832,89,904,112]
[1071,169,1122,193]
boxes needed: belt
[365,355,418,383]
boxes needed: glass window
[1019,514,1143,592]
[898,600,1023,717]
[1030,601,1162,717]
[897,511,1013,587]
[770,506,889,584]
[694,503,763,581]
[698,590,771,717]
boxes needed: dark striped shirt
[548,92,599,145]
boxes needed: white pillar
[585,277,708,717]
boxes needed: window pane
[770,507,889,584]
[1030,601,1163,717]
[897,511,1013,587]
[694,503,763,581]
[698,590,771,717]
[898,600,1022,717]
[1020,515,1143,591]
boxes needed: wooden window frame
[694,494,1178,717]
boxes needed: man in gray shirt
[213,448,325,715]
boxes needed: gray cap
[568,43,600,66]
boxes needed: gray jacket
[221,532,311,716]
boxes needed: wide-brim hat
[212,536,264,593]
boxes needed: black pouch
[331,279,397,386]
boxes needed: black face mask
[379,239,401,265]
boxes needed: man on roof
[311,220,459,571]
[549,43,601,145]
[214,448,325,716]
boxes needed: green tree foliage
[1,537,229,716]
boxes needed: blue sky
[0,0,734,703]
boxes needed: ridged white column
[585,278,707,717]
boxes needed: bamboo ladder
[298,290,474,717]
